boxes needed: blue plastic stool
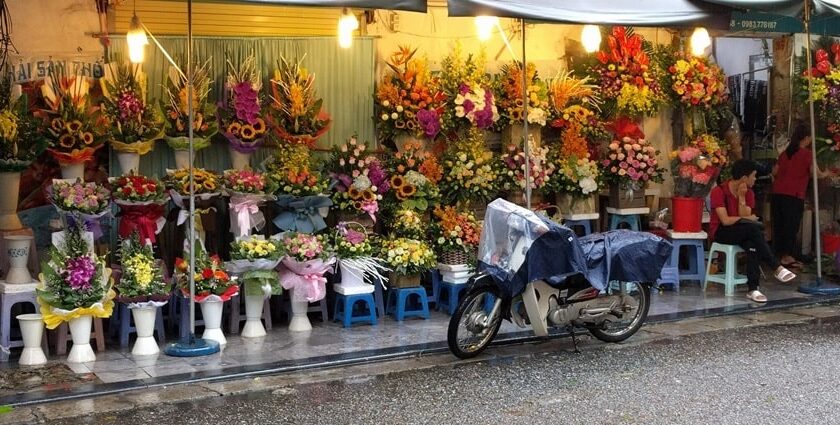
[670,237,707,283]
[704,242,748,296]
[437,282,469,315]
[386,287,430,321]
[430,270,442,309]
[563,219,592,236]
[333,293,377,328]
[113,302,166,347]
[608,213,641,230]
[657,264,680,291]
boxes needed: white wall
[8,0,102,57]
[714,37,772,81]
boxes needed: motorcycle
[447,199,672,359]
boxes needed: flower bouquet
[218,56,268,169]
[385,140,441,211]
[325,135,388,223]
[40,73,107,179]
[36,223,114,362]
[50,180,111,240]
[99,62,163,174]
[601,118,665,208]
[439,44,499,135]
[379,237,436,288]
[439,128,501,206]
[277,233,336,331]
[545,122,602,216]
[376,46,446,148]
[223,169,274,237]
[548,71,607,142]
[664,53,728,111]
[266,143,332,233]
[429,206,480,267]
[111,173,168,245]
[331,222,388,293]
[495,61,549,145]
[801,43,840,153]
[161,59,217,167]
[114,234,169,304]
[163,168,221,244]
[228,236,283,297]
[590,26,664,118]
[267,55,330,147]
[671,134,727,198]
[499,139,555,204]
[390,208,426,239]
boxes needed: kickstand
[568,325,580,354]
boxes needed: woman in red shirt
[711,160,796,303]
[771,122,835,269]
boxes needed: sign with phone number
[730,11,840,35]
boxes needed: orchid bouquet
[0,92,47,172]
[50,180,110,215]
[664,53,728,110]
[161,59,217,151]
[114,234,169,303]
[499,140,556,193]
[438,44,499,134]
[545,122,602,198]
[590,26,664,118]
[265,143,329,197]
[325,135,388,221]
[174,243,238,302]
[494,61,550,128]
[40,73,107,165]
[228,236,283,297]
[110,173,167,205]
[99,62,162,154]
[267,55,331,147]
[384,140,441,211]
[548,71,607,141]
[439,128,501,205]
[379,237,437,276]
[218,56,268,154]
[376,46,446,141]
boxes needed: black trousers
[771,194,805,259]
[714,222,780,291]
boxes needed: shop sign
[730,11,840,36]
[6,56,104,83]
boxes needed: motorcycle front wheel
[588,281,650,343]
[447,285,504,359]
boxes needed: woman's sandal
[774,266,797,283]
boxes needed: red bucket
[671,197,703,232]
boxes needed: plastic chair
[333,293,377,327]
[386,287,430,321]
[704,242,748,296]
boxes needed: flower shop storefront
[2,0,840,404]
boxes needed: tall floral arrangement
[99,62,162,155]
[495,61,550,128]
[499,140,555,193]
[600,118,665,188]
[325,135,388,221]
[0,93,46,171]
[39,72,107,166]
[438,44,499,135]
[267,55,331,147]
[439,128,501,205]
[384,140,441,211]
[218,56,268,155]
[664,53,728,110]
[376,46,446,141]
[265,143,328,197]
[161,59,217,152]
[548,71,607,142]
[545,122,602,198]
[114,234,169,303]
[801,43,840,150]
[590,26,663,118]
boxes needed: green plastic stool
[704,242,748,296]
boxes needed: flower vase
[288,288,312,332]
[174,150,191,169]
[4,235,33,284]
[394,134,426,153]
[17,314,47,366]
[0,172,23,231]
[130,306,160,356]
[335,261,374,295]
[199,299,226,345]
[60,163,85,181]
[229,147,252,170]
[67,315,96,363]
[241,295,267,338]
[116,151,140,175]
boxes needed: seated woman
[709,159,796,303]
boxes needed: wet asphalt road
[53,322,840,425]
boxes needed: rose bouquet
[161,59,217,152]
[110,173,168,245]
[601,118,666,190]
[664,53,728,110]
[548,71,607,142]
[0,93,47,172]
[278,232,335,302]
[36,222,114,329]
[325,135,388,222]
[111,173,167,204]
[495,61,550,128]
[40,73,107,166]
[590,26,664,118]
[499,140,556,193]
[99,62,162,156]
[385,140,441,211]
[379,237,437,277]
[218,56,268,156]
[439,128,501,205]
[114,234,169,304]
[223,169,274,237]
[267,55,330,147]
[228,236,283,297]
[429,206,481,266]
[545,122,602,198]
[670,133,727,198]
[174,243,238,302]
[376,46,446,141]
[439,44,499,135]
[50,181,111,238]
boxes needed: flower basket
[557,194,597,217]
[608,183,646,209]
[389,272,421,288]
[439,249,472,266]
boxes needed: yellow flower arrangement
[163,167,219,195]
[115,234,169,301]
[379,237,437,276]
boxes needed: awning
[233,0,427,13]
[446,0,734,29]
[702,0,840,17]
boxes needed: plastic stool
[386,287,430,321]
[671,239,707,283]
[430,270,443,309]
[608,213,640,230]
[333,293,377,327]
[657,265,680,290]
[563,219,592,236]
[704,242,748,296]
[437,282,468,315]
[113,303,166,347]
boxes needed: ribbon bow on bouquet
[117,203,166,245]
[64,211,109,240]
[278,256,336,302]
[229,194,268,238]
[273,195,333,234]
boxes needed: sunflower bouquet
[376,46,446,141]
[438,43,499,135]
[40,72,107,165]
[161,59,217,152]
[548,71,607,141]
[99,62,162,155]
[114,233,169,304]
[494,61,550,128]
[267,55,331,147]
[0,91,47,172]
[228,236,283,297]
[163,167,220,196]
[385,140,441,211]
[218,56,268,155]
[439,128,501,205]
[325,135,388,221]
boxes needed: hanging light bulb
[581,25,601,53]
[127,13,148,64]
[475,16,499,41]
[690,27,711,56]
[338,8,359,49]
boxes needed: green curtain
[108,36,376,178]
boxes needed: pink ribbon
[230,195,265,238]
[278,257,335,302]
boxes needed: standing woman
[771,122,835,269]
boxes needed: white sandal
[746,290,768,303]
[774,266,796,283]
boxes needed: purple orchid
[416,109,441,139]
[233,82,260,124]
[367,159,389,193]
[117,91,144,121]
[64,256,96,291]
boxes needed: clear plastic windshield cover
[478,199,550,283]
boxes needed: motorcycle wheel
[588,281,650,343]
[447,285,504,359]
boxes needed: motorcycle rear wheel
[588,281,650,343]
[447,285,503,359]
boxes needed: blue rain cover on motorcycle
[577,230,672,286]
[477,199,590,298]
